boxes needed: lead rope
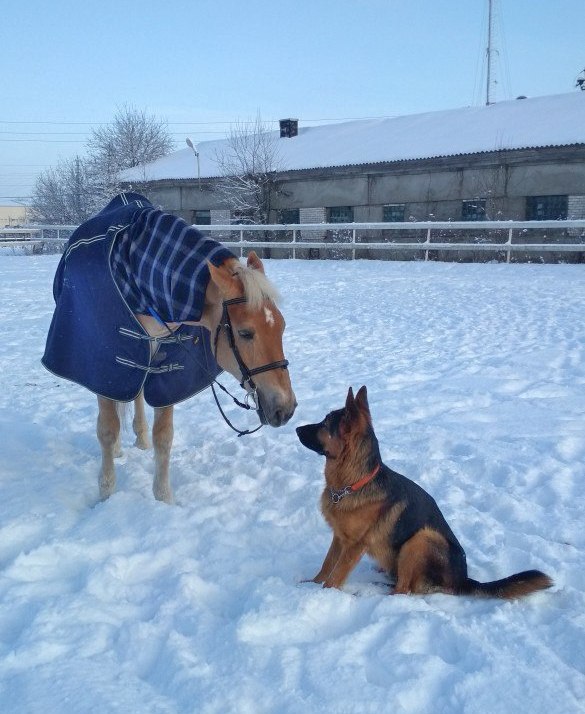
[147,307,263,437]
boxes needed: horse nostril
[271,407,292,427]
[262,394,296,427]
[274,409,285,426]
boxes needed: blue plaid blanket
[110,200,233,323]
[42,193,236,407]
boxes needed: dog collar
[329,464,381,504]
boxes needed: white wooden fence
[2,220,585,263]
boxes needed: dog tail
[461,570,553,599]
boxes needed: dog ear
[340,386,360,436]
[345,386,355,412]
[355,385,370,414]
[353,385,372,426]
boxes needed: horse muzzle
[258,391,297,427]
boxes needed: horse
[42,193,296,504]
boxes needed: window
[462,199,486,221]
[278,208,300,224]
[526,195,568,220]
[328,206,354,223]
[383,204,405,222]
[193,210,210,225]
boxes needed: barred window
[526,195,568,220]
[462,199,486,221]
[278,209,300,224]
[193,210,211,225]
[383,204,405,222]
[328,206,354,223]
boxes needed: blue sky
[2,0,584,203]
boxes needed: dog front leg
[323,542,366,589]
[312,535,343,583]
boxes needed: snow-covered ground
[1,254,584,714]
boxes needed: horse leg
[97,396,120,500]
[152,405,174,504]
[132,392,150,449]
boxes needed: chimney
[279,118,298,138]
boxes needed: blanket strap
[115,356,184,374]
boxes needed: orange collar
[329,464,381,504]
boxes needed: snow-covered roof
[120,92,585,182]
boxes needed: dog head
[296,386,373,459]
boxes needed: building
[0,204,29,227]
[120,93,585,228]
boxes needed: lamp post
[185,137,201,190]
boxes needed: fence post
[352,227,356,261]
[292,228,296,260]
[425,227,431,261]
[506,227,513,264]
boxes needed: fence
[2,220,585,263]
[0,226,77,250]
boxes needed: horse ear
[247,251,265,274]
[207,261,240,297]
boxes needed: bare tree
[87,105,175,197]
[29,156,102,224]
[214,114,282,224]
[30,106,174,223]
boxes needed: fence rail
[2,220,585,262]
[0,225,77,248]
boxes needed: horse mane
[232,262,281,309]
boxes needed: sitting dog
[296,386,553,598]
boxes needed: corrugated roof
[120,92,585,182]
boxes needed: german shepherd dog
[296,386,553,598]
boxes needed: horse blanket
[42,193,235,407]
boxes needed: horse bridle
[148,295,289,437]
[213,296,289,416]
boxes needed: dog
[296,386,553,598]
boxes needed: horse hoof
[153,486,173,504]
[99,484,115,501]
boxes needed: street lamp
[185,137,201,190]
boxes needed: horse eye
[237,329,255,340]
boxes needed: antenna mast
[486,0,494,105]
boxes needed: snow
[1,254,585,713]
[120,92,585,182]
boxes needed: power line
[0,114,399,127]
[0,138,86,143]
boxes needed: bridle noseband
[212,296,289,434]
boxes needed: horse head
[207,252,297,427]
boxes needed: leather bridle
[213,296,289,417]
[211,297,288,436]
[147,295,289,437]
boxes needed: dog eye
[237,329,255,340]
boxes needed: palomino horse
[98,251,296,503]
[42,193,296,504]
